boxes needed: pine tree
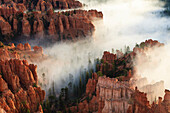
[126,46,130,53]
[49,88,52,96]
[79,77,82,97]
[112,48,114,53]
[97,71,103,76]
[52,81,55,96]
[135,43,139,48]
[65,87,68,102]
[73,84,76,96]
[85,71,89,84]
[59,94,64,110]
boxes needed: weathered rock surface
[70,75,134,113]
[0,9,103,44]
[127,87,150,113]
[0,0,82,12]
[0,59,45,113]
[0,0,103,44]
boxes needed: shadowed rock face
[0,59,45,113]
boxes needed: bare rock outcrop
[0,9,103,44]
[70,75,134,113]
[0,59,45,113]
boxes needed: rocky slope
[0,59,45,113]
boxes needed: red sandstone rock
[0,59,45,113]
[0,43,44,62]
[24,43,31,51]
[16,43,24,50]
[33,19,44,36]
[70,75,134,113]
[22,18,31,36]
[13,18,18,32]
[33,46,43,54]
[16,3,26,12]
[48,19,56,35]
[0,16,12,35]
[0,6,103,43]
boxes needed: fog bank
[133,43,170,102]
[36,0,170,94]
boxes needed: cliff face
[70,74,135,113]
[0,59,45,113]
[70,75,170,113]
[0,9,103,44]
[0,0,103,44]
[97,76,134,113]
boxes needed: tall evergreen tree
[79,77,82,97]
[65,87,68,102]
[85,71,89,84]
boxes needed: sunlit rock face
[0,0,103,44]
[0,59,45,113]
[0,8,103,44]
[69,75,135,113]
[97,76,134,113]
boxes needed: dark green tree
[79,77,82,97]
[85,71,89,84]
[97,71,103,76]
[65,87,68,102]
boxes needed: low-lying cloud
[133,43,170,102]
[35,0,170,96]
